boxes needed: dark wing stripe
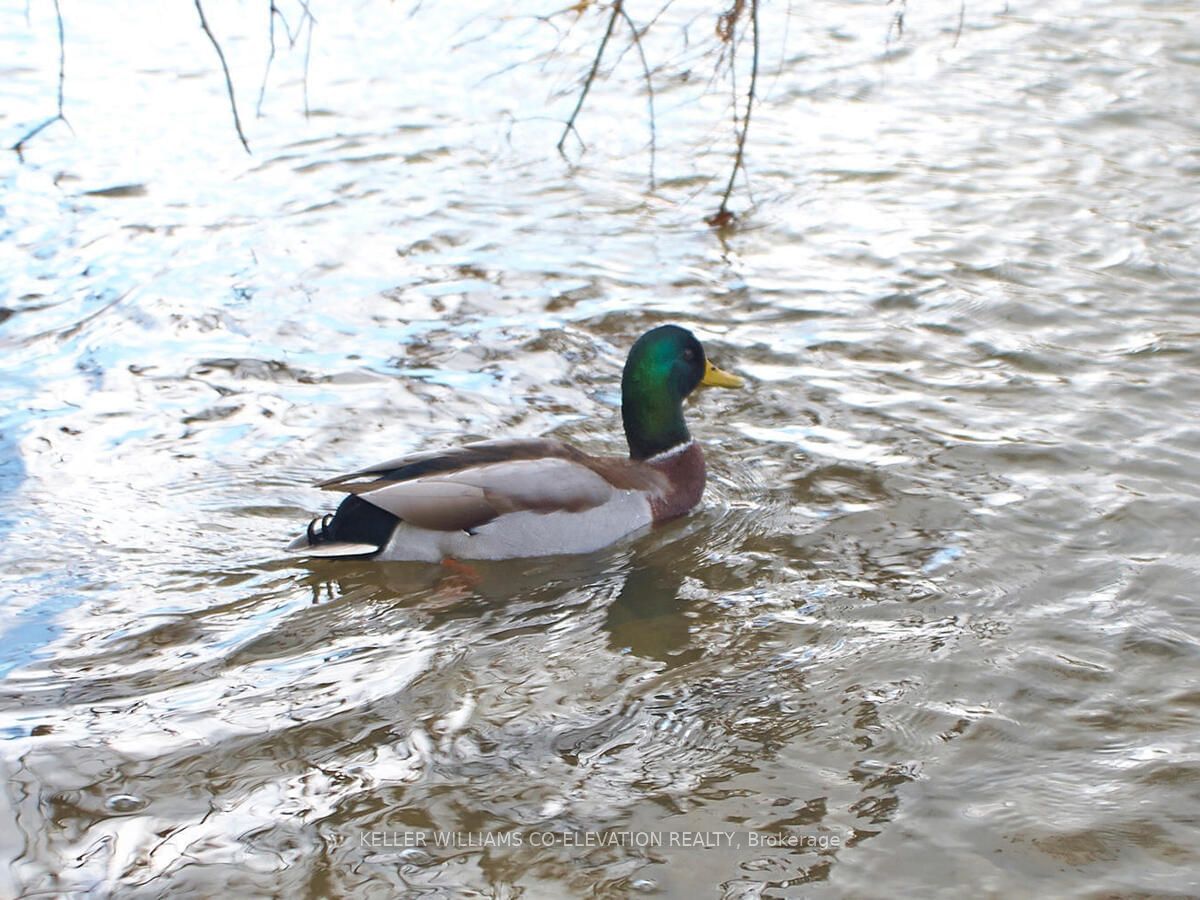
[317,439,579,491]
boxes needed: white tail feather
[285,534,379,558]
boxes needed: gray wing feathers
[356,481,499,531]
[357,458,617,532]
[316,439,569,489]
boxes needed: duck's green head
[621,324,743,460]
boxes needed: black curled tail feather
[306,513,334,544]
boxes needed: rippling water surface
[2,0,1199,895]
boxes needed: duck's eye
[683,348,696,362]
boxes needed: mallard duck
[286,325,743,561]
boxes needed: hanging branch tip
[194,0,252,154]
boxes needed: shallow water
[2,0,1200,895]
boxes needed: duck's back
[288,438,678,561]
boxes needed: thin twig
[194,0,251,153]
[257,1,315,118]
[644,0,679,38]
[607,0,674,69]
[710,0,758,224]
[257,2,280,116]
[765,0,795,103]
[557,0,623,155]
[301,4,314,117]
[279,0,311,45]
[953,0,966,48]
[12,0,68,160]
[616,4,656,190]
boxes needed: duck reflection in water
[293,544,702,666]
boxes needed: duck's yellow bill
[702,360,744,388]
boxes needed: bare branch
[256,2,280,116]
[51,0,64,109]
[194,0,251,153]
[11,0,68,160]
[302,4,314,117]
[616,4,656,190]
[708,0,759,226]
[557,0,623,155]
